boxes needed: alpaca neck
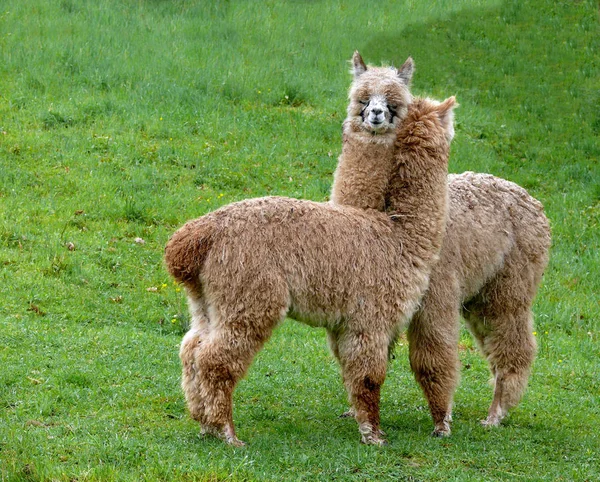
[386,142,449,260]
[330,122,396,211]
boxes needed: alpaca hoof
[223,422,246,447]
[200,423,246,446]
[361,433,388,446]
[432,420,451,437]
[481,416,501,428]
[432,427,451,437]
[359,422,388,445]
[339,408,355,418]
[226,436,247,447]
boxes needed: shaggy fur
[165,96,457,446]
[330,55,550,437]
[331,52,414,210]
[408,172,550,436]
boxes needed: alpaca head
[347,51,414,135]
[398,96,458,153]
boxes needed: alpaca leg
[182,271,289,445]
[480,309,536,427]
[326,329,341,363]
[190,325,277,447]
[464,251,540,428]
[464,299,536,427]
[327,329,356,419]
[188,303,286,445]
[407,303,460,437]
[337,330,389,445]
[192,332,246,446]
[180,328,205,423]
[180,296,211,424]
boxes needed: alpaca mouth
[368,119,387,131]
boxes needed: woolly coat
[165,98,453,338]
[429,171,550,308]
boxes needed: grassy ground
[1,0,599,480]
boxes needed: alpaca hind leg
[464,303,536,427]
[190,299,286,446]
[481,309,536,427]
[180,328,205,423]
[183,272,289,445]
[191,325,275,446]
[338,330,389,445]
[407,305,460,437]
[180,296,211,423]
[465,251,539,428]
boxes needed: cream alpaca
[408,172,550,436]
[165,96,457,446]
[331,58,550,436]
[331,52,414,210]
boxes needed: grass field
[1,0,599,480]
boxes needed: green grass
[1,0,599,480]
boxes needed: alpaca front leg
[338,369,385,444]
[352,373,386,445]
[327,329,357,419]
[407,311,460,437]
[338,331,389,445]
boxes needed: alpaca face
[347,52,414,135]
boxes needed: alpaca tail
[165,217,215,287]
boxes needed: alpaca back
[175,196,423,329]
[429,172,550,305]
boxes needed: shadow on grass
[362,0,599,198]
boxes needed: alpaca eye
[359,100,369,106]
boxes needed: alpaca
[407,172,550,436]
[331,66,550,435]
[165,96,457,446]
[330,51,414,210]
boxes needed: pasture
[1,0,598,480]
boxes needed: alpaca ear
[397,57,414,85]
[352,51,367,78]
[436,96,458,142]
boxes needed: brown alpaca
[165,97,457,446]
[408,172,550,436]
[331,59,550,435]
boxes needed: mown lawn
[1,0,598,480]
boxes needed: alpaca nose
[372,108,383,116]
